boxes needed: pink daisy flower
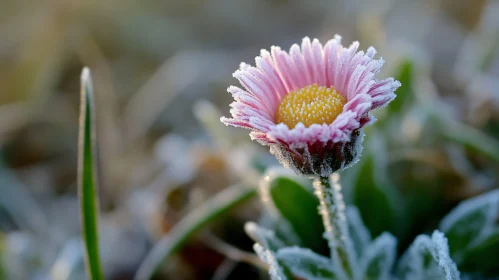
[221,35,401,176]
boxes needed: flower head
[221,35,401,176]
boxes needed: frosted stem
[313,173,356,279]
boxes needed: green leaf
[397,231,460,280]
[459,230,499,275]
[78,67,103,280]
[276,247,343,280]
[352,136,399,237]
[389,59,414,114]
[134,184,256,280]
[261,168,327,253]
[353,156,393,237]
[346,206,371,259]
[360,233,397,280]
[440,189,499,274]
[439,189,499,261]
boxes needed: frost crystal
[430,231,460,280]
[244,222,285,252]
[440,189,499,252]
[398,230,461,280]
[359,232,397,280]
[276,246,343,280]
[254,243,286,280]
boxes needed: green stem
[313,174,356,279]
[78,68,104,280]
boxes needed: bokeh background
[1,0,498,279]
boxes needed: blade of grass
[78,67,103,280]
[134,185,256,280]
[434,115,499,163]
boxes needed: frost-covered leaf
[346,206,372,258]
[360,232,397,280]
[397,231,460,280]
[439,189,499,261]
[246,223,293,280]
[260,167,327,253]
[276,247,343,280]
[459,229,499,276]
[254,244,291,280]
[244,222,285,252]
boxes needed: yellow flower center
[275,84,346,128]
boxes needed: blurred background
[1,0,498,279]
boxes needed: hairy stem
[313,174,356,279]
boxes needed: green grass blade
[134,185,256,280]
[78,67,103,280]
[436,116,499,163]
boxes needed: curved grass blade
[134,185,256,280]
[78,67,103,280]
[433,115,499,163]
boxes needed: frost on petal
[256,49,288,98]
[301,37,317,84]
[324,35,343,88]
[359,114,377,127]
[271,46,295,92]
[249,131,274,145]
[221,35,400,175]
[397,231,460,280]
[439,189,499,261]
[368,78,401,109]
[343,93,373,126]
[290,44,312,87]
[276,246,345,280]
[311,39,327,86]
[276,47,303,91]
[220,117,253,129]
[234,70,278,112]
[244,65,284,107]
[359,232,397,280]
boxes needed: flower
[221,35,401,176]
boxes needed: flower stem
[313,174,356,279]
